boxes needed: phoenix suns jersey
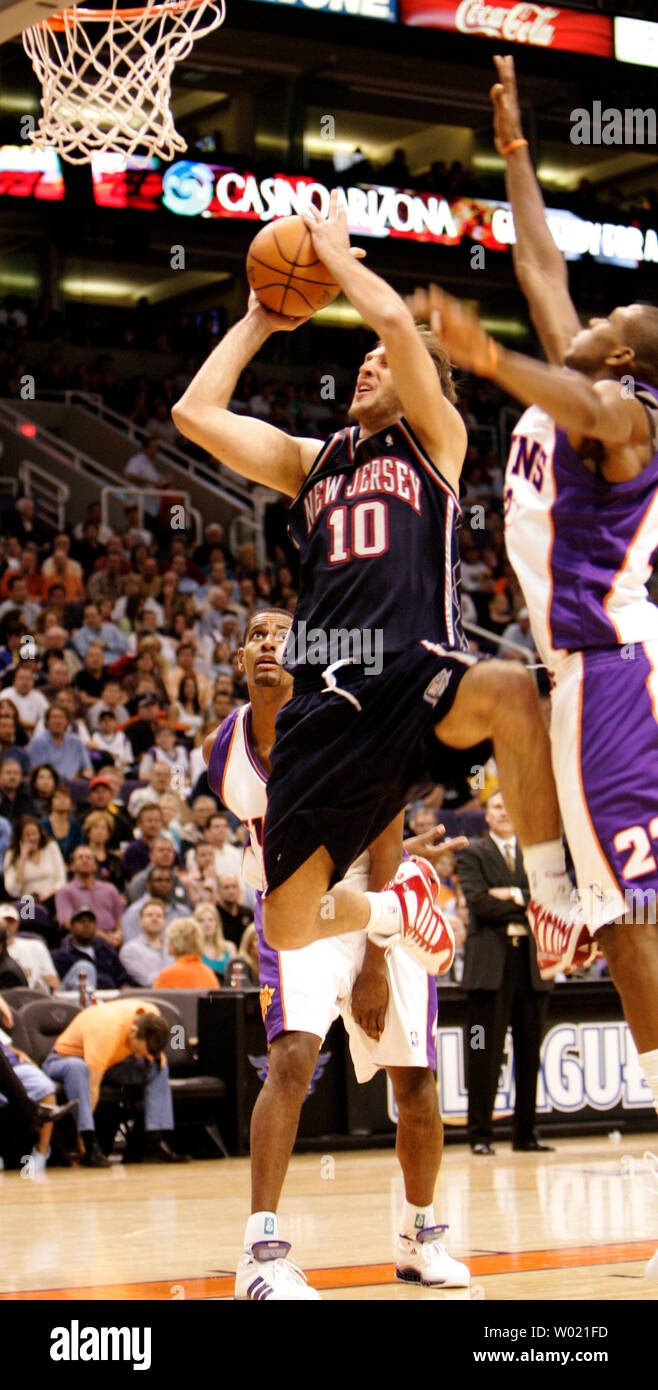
[207,704,266,890]
[504,386,658,674]
[284,417,467,679]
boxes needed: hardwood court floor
[1,1134,657,1301]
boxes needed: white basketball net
[22,0,226,164]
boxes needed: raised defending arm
[491,54,581,365]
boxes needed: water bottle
[78,968,88,1008]
[229,960,250,989]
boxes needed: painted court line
[1,1240,655,1300]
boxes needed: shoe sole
[395,1267,470,1288]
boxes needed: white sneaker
[385,857,455,976]
[647,1249,658,1282]
[396,1226,470,1288]
[234,1241,321,1301]
[527,899,600,979]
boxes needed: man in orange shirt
[43,999,186,1166]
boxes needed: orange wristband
[500,138,528,157]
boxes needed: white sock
[365,891,403,940]
[638,1048,658,1116]
[400,1201,436,1239]
[31,1146,49,1173]
[522,840,571,905]
[244,1211,279,1248]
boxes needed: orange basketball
[246,214,340,317]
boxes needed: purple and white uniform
[504,388,658,928]
[208,703,437,1080]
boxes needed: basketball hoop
[22,0,226,164]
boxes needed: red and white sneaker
[386,856,455,976]
[527,899,600,980]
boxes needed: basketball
[246,214,340,317]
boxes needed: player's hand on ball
[491,54,524,155]
[245,287,316,334]
[351,962,389,1042]
[403,825,469,863]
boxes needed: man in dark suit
[456,790,553,1155]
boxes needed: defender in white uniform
[205,609,470,1300]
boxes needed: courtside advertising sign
[399,0,613,57]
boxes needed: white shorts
[256,854,438,1081]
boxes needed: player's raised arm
[302,193,466,489]
[171,292,323,497]
[425,288,651,477]
[491,54,581,365]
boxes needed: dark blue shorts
[263,641,492,893]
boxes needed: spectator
[52,904,133,992]
[126,834,184,903]
[216,873,253,948]
[127,763,173,819]
[81,812,126,892]
[500,607,535,658]
[0,1015,77,1172]
[3,663,50,737]
[86,678,130,733]
[121,803,165,881]
[123,693,165,762]
[0,703,29,775]
[0,574,41,628]
[1,902,59,991]
[165,640,212,707]
[80,774,134,848]
[41,782,84,862]
[55,844,124,947]
[121,865,192,943]
[72,642,108,709]
[119,899,175,986]
[124,436,172,522]
[72,603,129,663]
[0,757,36,822]
[153,916,219,990]
[43,999,184,1166]
[3,815,67,912]
[29,763,60,819]
[168,673,204,736]
[202,812,244,880]
[194,901,236,980]
[27,704,94,781]
[139,726,189,786]
[0,915,28,989]
[89,708,133,770]
[180,795,221,855]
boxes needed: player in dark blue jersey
[173,191,578,970]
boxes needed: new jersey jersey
[504,387,658,673]
[207,704,266,891]
[285,417,467,678]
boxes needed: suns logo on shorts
[259,985,275,1021]
[423,670,452,706]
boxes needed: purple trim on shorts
[207,707,240,798]
[580,646,658,897]
[254,892,286,1044]
[426,976,438,1072]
